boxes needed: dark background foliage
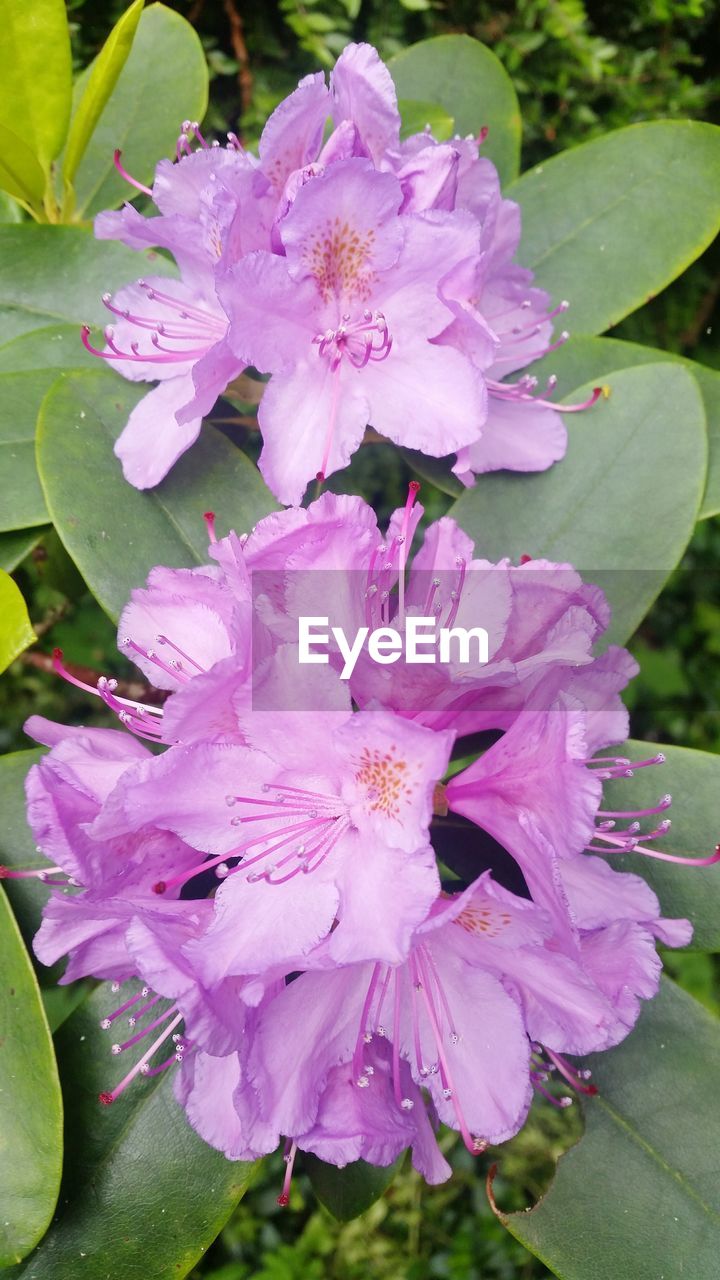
[2,2,718,1275]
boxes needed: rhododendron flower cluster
[11,494,715,1192]
[86,43,600,504]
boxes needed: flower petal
[114,375,203,490]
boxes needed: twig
[223,0,253,117]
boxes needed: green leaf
[304,1153,403,1221]
[0,192,23,224]
[389,35,521,185]
[0,323,100,374]
[71,3,209,219]
[0,528,47,573]
[0,571,34,673]
[0,750,47,945]
[400,447,463,499]
[508,121,720,334]
[62,0,145,193]
[526,335,720,520]
[0,226,174,347]
[0,125,47,215]
[37,369,277,619]
[398,99,454,142]
[500,979,720,1279]
[0,887,63,1266]
[450,364,707,645]
[0,327,97,532]
[602,741,720,952]
[0,374,61,531]
[0,0,72,172]
[12,984,257,1279]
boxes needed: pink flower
[90,135,271,487]
[219,158,486,503]
[86,700,453,972]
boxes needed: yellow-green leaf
[0,0,72,171]
[0,570,34,672]
[0,124,46,215]
[62,0,145,194]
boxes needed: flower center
[354,747,411,818]
[313,310,392,370]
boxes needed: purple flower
[87,701,453,972]
[19,718,202,984]
[383,129,602,479]
[219,158,486,503]
[242,871,622,1180]
[88,41,600,497]
[90,136,272,487]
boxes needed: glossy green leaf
[0,226,174,346]
[398,99,454,142]
[0,0,72,172]
[62,0,145,193]
[37,369,277,619]
[0,571,34,673]
[71,3,209,219]
[501,979,720,1280]
[0,750,47,945]
[0,528,47,573]
[451,364,707,645]
[0,125,46,215]
[602,741,720,952]
[527,335,720,520]
[509,121,720,334]
[0,327,97,532]
[13,985,257,1279]
[0,374,60,531]
[0,887,63,1266]
[400,447,463,499]
[305,1154,403,1221]
[390,35,521,185]
[0,323,100,375]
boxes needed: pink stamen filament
[101,294,219,339]
[142,1049,184,1077]
[599,796,672,819]
[51,650,164,740]
[99,1011,183,1105]
[114,1005,179,1053]
[392,971,403,1109]
[415,949,480,1156]
[153,814,339,894]
[126,994,162,1025]
[397,482,420,623]
[545,1048,597,1096]
[121,638,189,684]
[113,149,153,197]
[137,282,224,327]
[277,1141,298,1206]
[0,864,65,881]
[409,958,428,1081]
[599,838,720,867]
[488,376,602,414]
[82,325,210,364]
[100,989,149,1028]
[352,963,381,1083]
[444,559,466,629]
